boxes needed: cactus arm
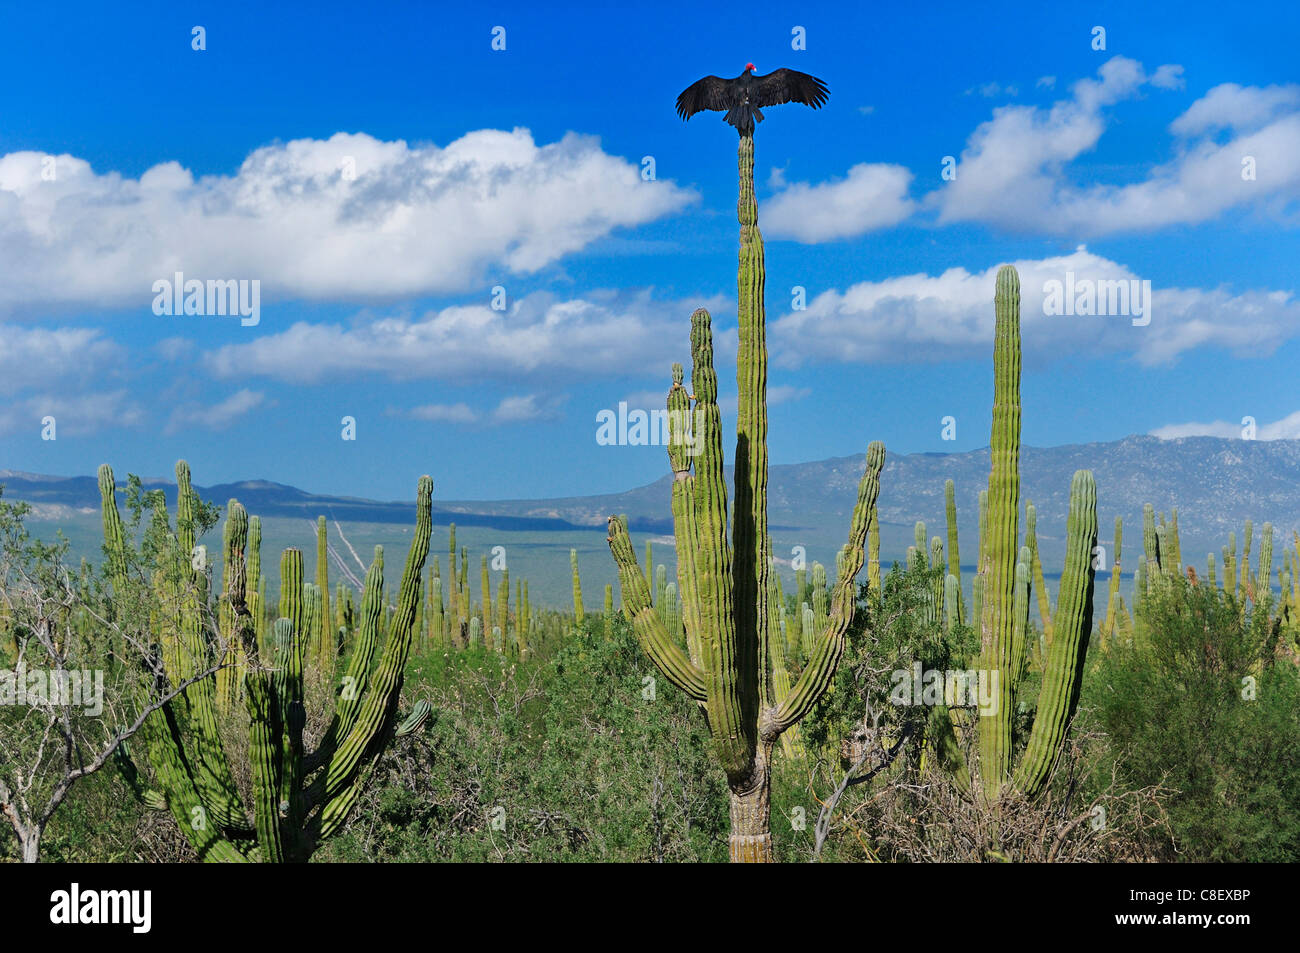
[608,516,707,702]
[245,659,284,863]
[1014,470,1098,796]
[771,441,885,735]
[315,476,432,837]
[1025,503,1054,646]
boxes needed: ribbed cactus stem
[1014,471,1098,795]
[315,516,331,667]
[1143,504,1159,585]
[978,265,1022,801]
[1101,516,1122,647]
[867,506,881,596]
[1025,502,1053,647]
[497,569,509,653]
[1012,547,1031,682]
[571,548,585,624]
[1240,519,1253,599]
[945,479,962,622]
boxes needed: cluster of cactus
[938,266,1100,802]
[607,130,886,862]
[1096,505,1300,655]
[415,523,532,656]
[99,461,434,862]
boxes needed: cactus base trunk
[727,742,773,863]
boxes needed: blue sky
[2,0,1298,500]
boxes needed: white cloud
[1152,409,1300,440]
[1169,82,1300,137]
[0,390,142,436]
[763,163,916,242]
[0,130,696,312]
[1036,76,1056,90]
[769,246,1300,368]
[164,389,265,435]
[0,324,123,395]
[209,290,730,384]
[928,58,1300,235]
[403,393,561,427]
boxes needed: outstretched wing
[676,75,736,120]
[750,68,829,110]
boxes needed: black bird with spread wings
[675,63,829,136]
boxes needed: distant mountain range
[4,435,1298,589]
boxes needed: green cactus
[1098,516,1121,649]
[497,570,509,654]
[571,549,585,624]
[1025,502,1053,647]
[1240,519,1253,598]
[99,463,434,862]
[607,304,885,860]
[1258,522,1274,602]
[944,479,963,622]
[972,267,1099,801]
[217,500,249,714]
[314,516,331,667]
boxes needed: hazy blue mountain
[4,434,1295,604]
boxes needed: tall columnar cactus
[496,569,509,654]
[1025,502,1053,646]
[479,554,492,641]
[430,575,445,649]
[608,306,885,861]
[867,506,881,597]
[247,515,264,645]
[1258,523,1274,602]
[972,267,1099,801]
[571,548,585,624]
[100,463,434,862]
[521,580,531,649]
[1101,516,1122,647]
[945,479,963,622]
[607,129,886,862]
[447,524,459,640]
[314,516,331,666]
[1240,519,1253,599]
[604,583,615,637]
[217,500,249,713]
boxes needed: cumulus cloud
[927,58,1300,235]
[164,389,265,435]
[208,290,730,384]
[0,130,696,312]
[769,246,1300,368]
[1169,82,1300,137]
[1152,409,1300,441]
[0,390,143,436]
[0,324,123,395]
[763,163,916,242]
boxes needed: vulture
[675,63,829,135]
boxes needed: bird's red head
[745,62,755,72]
